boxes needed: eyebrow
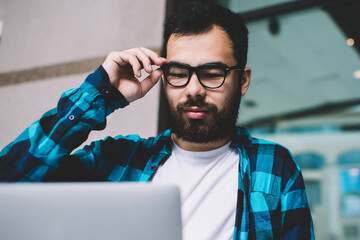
[167,61,228,68]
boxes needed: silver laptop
[0,182,182,240]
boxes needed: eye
[203,73,223,78]
[200,68,224,80]
[166,67,188,79]
[169,73,187,78]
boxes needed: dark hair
[163,1,249,70]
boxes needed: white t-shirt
[152,141,239,240]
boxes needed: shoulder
[234,127,300,181]
[249,137,299,177]
[234,128,295,162]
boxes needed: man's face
[164,25,250,143]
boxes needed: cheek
[164,88,180,108]
[216,86,239,108]
[215,95,230,110]
[224,78,240,98]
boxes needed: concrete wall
[0,0,166,149]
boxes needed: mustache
[176,98,217,111]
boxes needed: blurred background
[0,0,359,239]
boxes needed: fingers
[102,48,167,102]
[110,48,166,77]
[138,47,167,67]
[121,52,143,77]
[125,47,167,76]
[138,68,164,98]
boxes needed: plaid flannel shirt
[0,66,314,239]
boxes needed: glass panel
[344,224,359,239]
[338,150,360,165]
[294,153,325,169]
[304,180,321,210]
[340,168,360,217]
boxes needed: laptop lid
[0,182,182,240]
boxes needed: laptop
[0,182,182,240]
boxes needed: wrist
[85,66,129,108]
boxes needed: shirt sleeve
[0,66,129,182]
[280,168,315,239]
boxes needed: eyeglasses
[161,62,243,89]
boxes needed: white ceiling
[234,3,360,127]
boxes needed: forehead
[166,25,236,66]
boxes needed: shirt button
[68,115,75,120]
[102,88,110,95]
[151,165,157,171]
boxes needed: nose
[184,72,206,98]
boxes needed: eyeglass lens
[164,64,225,88]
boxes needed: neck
[171,133,232,152]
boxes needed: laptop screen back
[0,183,182,240]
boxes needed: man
[0,1,314,239]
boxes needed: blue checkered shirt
[0,66,314,239]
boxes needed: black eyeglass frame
[161,62,243,89]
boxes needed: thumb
[139,68,163,97]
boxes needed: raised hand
[102,47,167,102]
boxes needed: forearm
[0,66,128,182]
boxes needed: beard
[169,90,241,143]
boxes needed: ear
[240,67,251,96]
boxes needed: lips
[183,106,210,119]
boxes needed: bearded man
[0,1,314,239]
